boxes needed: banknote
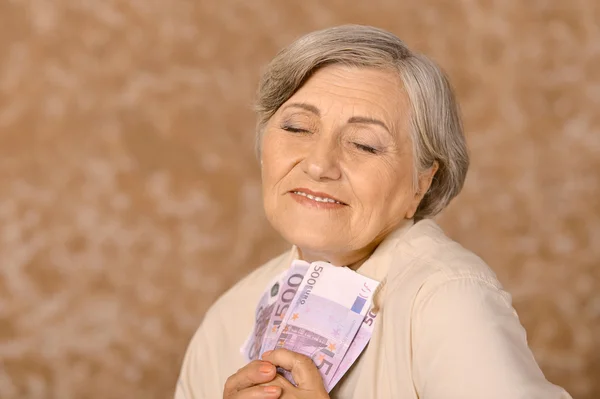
[274,261,379,391]
[260,260,310,357]
[240,269,287,361]
[328,306,378,389]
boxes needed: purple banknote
[260,260,310,357]
[274,261,379,391]
[241,269,287,361]
[328,306,378,389]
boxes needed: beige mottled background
[0,1,598,398]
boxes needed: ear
[405,161,439,219]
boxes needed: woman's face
[261,65,434,266]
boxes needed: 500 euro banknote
[260,260,310,357]
[240,269,287,361]
[328,306,378,389]
[274,261,379,392]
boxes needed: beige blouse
[175,219,572,399]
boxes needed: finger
[261,349,325,391]
[264,373,297,391]
[224,360,277,395]
[266,375,300,399]
[230,385,282,399]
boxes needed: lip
[289,188,347,205]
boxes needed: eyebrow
[282,102,392,135]
[347,116,391,134]
[281,102,320,116]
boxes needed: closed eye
[354,143,378,154]
[282,125,310,133]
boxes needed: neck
[298,248,373,270]
[296,219,415,270]
[297,240,381,271]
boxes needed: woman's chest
[329,309,418,399]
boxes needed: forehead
[284,65,409,122]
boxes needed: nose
[302,134,342,181]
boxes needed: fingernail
[261,350,273,358]
[259,363,272,374]
[263,386,279,394]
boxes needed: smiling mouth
[290,190,347,205]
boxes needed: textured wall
[0,1,598,398]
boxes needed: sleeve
[411,277,573,399]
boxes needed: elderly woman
[175,25,571,399]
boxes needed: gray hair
[254,24,469,219]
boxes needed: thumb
[262,349,327,391]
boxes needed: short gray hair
[254,24,469,219]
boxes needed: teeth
[293,191,342,204]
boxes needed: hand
[261,349,330,399]
[223,360,282,399]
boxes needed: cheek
[261,134,281,176]
[348,162,414,211]
[261,133,295,190]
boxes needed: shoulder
[381,219,509,311]
[390,223,569,399]
[397,219,502,287]
[176,250,295,398]
[382,220,521,351]
[177,249,295,391]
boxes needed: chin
[265,202,357,254]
